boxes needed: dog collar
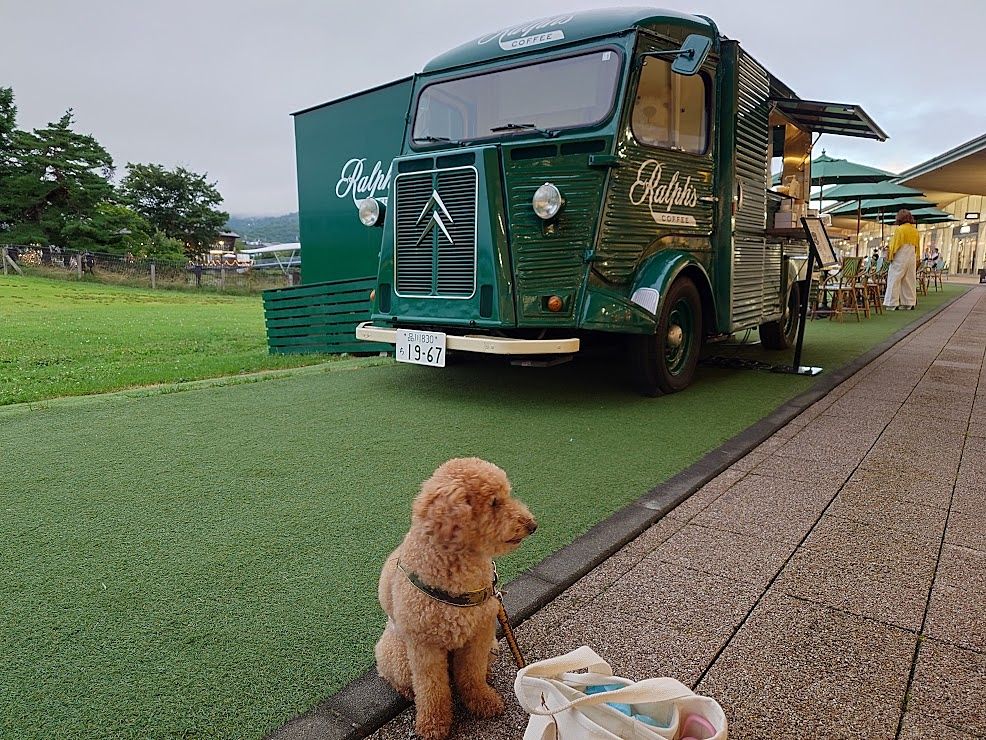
[396,559,499,608]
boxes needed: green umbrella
[876,207,955,223]
[772,151,893,186]
[818,182,924,201]
[828,196,935,215]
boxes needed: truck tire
[630,277,702,396]
[759,283,801,350]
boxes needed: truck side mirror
[671,34,712,75]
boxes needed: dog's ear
[412,482,472,545]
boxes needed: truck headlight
[358,198,384,227]
[532,183,564,220]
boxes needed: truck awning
[771,98,888,141]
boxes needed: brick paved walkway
[375,286,986,739]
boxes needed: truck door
[594,34,715,288]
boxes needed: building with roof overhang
[897,134,986,274]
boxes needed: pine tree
[0,91,115,247]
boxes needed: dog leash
[492,562,526,669]
[495,593,526,669]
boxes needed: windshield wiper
[489,122,557,138]
[412,135,456,144]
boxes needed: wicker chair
[823,257,864,322]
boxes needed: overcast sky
[2,0,983,216]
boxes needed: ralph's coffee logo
[629,159,699,227]
[477,14,574,51]
[336,158,393,207]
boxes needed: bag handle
[516,645,613,680]
[523,677,696,717]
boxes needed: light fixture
[532,183,564,220]
[358,198,384,227]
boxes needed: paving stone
[520,561,762,686]
[925,544,986,652]
[750,452,859,486]
[827,484,947,541]
[775,516,938,630]
[534,516,688,623]
[824,395,904,423]
[951,475,985,515]
[667,469,746,522]
[697,593,915,740]
[650,523,794,588]
[944,509,986,553]
[866,437,963,476]
[898,639,986,738]
[727,450,770,472]
[691,473,834,544]
[889,410,969,437]
[851,457,955,509]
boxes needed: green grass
[0,282,965,739]
[0,276,328,406]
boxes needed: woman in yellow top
[883,209,921,310]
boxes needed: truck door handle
[699,196,718,203]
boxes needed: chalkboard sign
[801,217,839,269]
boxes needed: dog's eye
[490,497,500,508]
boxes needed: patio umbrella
[828,197,936,216]
[876,207,955,223]
[818,182,924,202]
[827,196,937,252]
[772,150,893,187]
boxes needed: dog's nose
[525,519,538,534]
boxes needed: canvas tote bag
[514,646,727,740]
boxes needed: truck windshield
[412,49,622,144]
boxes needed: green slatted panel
[262,276,390,355]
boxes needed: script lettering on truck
[336,158,394,207]
[477,14,575,51]
[628,159,699,227]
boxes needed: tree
[119,163,228,256]
[0,93,114,247]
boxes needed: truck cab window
[412,50,622,145]
[632,57,708,154]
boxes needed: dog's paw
[414,708,453,740]
[462,686,505,719]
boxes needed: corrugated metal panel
[734,53,769,234]
[731,238,765,329]
[503,152,605,316]
[762,242,782,318]
[262,277,387,354]
[597,148,714,284]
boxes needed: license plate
[395,329,446,367]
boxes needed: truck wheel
[759,283,801,350]
[630,277,702,396]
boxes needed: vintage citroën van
[331,8,886,394]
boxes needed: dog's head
[412,458,537,556]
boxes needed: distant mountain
[226,213,299,245]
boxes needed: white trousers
[884,244,916,308]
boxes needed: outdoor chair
[917,262,931,297]
[821,257,864,322]
[858,267,883,316]
[930,258,944,291]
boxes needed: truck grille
[394,166,477,298]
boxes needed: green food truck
[286,7,886,394]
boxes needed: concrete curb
[267,288,970,740]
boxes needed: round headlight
[358,198,384,227]
[532,183,564,220]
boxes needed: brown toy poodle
[375,458,537,739]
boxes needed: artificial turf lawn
[0,283,965,738]
[0,276,326,406]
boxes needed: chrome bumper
[355,322,579,355]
